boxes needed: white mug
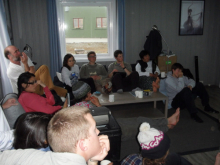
[161,72,166,78]
[109,94,114,102]
[101,160,111,165]
[138,91,143,98]
[135,91,143,98]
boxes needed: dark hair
[63,54,75,70]
[139,50,150,60]
[142,150,169,165]
[17,72,35,98]
[13,112,52,149]
[171,63,183,71]
[114,50,123,58]
[87,51,96,58]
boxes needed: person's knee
[181,87,193,97]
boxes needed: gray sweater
[165,71,195,106]
[108,62,132,75]
[79,63,107,80]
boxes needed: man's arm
[165,76,185,93]
[21,52,35,73]
[79,64,89,79]
[121,62,131,76]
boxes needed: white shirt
[7,57,34,93]
[0,106,14,151]
[0,149,87,165]
[135,61,160,77]
[61,65,80,87]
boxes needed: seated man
[79,51,112,93]
[165,63,219,123]
[0,106,110,165]
[4,45,67,97]
[135,50,160,91]
[108,50,139,93]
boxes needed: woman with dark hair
[61,54,96,100]
[18,72,63,114]
[135,50,160,91]
[13,112,52,151]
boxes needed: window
[56,0,118,62]
[73,18,83,29]
[96,17,107,28]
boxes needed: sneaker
[204,105,219,114]
[117,89,123,94]
[191,113,203,123]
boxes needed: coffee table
[96,92,168,118]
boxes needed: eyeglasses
[89,55,96,58]
[27,80,37,85]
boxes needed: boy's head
[47,106,101,161]
[137,122,170,163]
[171,63,183,78]
[72,81,91,101]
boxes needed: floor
[182,85,220,165]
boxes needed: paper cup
[101,160,111,165]
[138,91,143,98]
[161,72,166,78]
[109,94,114,102]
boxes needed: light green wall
[64,6,107,38]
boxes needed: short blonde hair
[47,106,91,152]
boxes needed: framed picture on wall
[179,0,205,35]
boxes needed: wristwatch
[123,67,126,70]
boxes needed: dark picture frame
[179,0,205,35]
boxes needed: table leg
[154,101,156,109]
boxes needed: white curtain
[0,0,13,96]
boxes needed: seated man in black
[165,63,219,123]
[108,50,139,93]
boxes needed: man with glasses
[4,45,67,97]
[79,51,112,93]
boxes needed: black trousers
[65,78,96,100]
[112,71,139,92]
[172,82,209,114]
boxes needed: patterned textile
[139,76,156,90]
[121,154,142,165]
[74,101,93,108]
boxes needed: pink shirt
[18,87,62,114]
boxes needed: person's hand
[90,135,110,161]
[188,85,192,91]
[2,98,18,109]
[37,80,46,88]
[149,73,154,77]
[89,96,101,107]
[215,153,220,165]
[90,75,97,80]
[63,98,68,108]
[20,52,28,64]
[119,62,125,68]
[94,75,101,80]
[178,71,183,77]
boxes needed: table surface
[96,91,167,106]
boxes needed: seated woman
[13,112,52,151]
[135,50,160,91]
[61,54,96,99]
[121,122,192,165]
[18,72,63,114]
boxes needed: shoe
[117,89,123,94]
[204,105,219,114]
[191,114,203,123]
